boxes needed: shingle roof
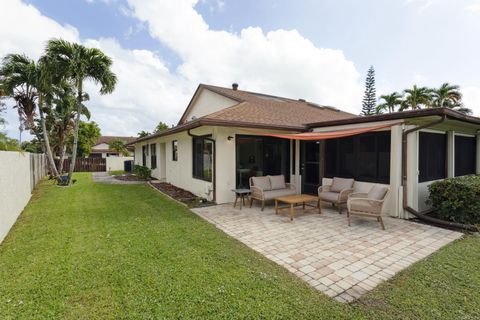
[95,136,137,145]
[133,84,358,144]
[185,84,356,128]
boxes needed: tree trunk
[38,96,59,177]
[58,139,66,174]
[67,80,82,185]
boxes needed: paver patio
[192,203,463,302]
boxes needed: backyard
[0,173,479,319]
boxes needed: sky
[1,0,480,140]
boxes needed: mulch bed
[151,182,196,201]
[114,174,148,182]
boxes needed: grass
[0,173,479,319]
[107,170,126,176]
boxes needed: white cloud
[465,2,480,14]
[405,0,434,13]
[1,0,364,139]
[126,0,363,111]
[463,86,480,117]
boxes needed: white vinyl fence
[0,151,47,244]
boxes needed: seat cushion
[319,191,340,202]
[251,176,271,191]
[350,201,382,214]
[263,188,297,200]
[269,175,286,190]
[330,177,354,192]
[368,185,389,200]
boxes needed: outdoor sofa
[249,175,296,210]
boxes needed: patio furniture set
[233,175,390,229]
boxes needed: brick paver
[192,204,462,302]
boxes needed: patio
[192,203,463,302]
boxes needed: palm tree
[431,83,461,108]
[0,54,59,176]
[400,85,432,111]
[108,139,130,156]
[377,92,403,114]
[45,39,117,185]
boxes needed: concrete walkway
[91,172,145,184]
[192,203,462,302]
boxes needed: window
[325,131,391,184]
[236,135,290,188]
[150,144,157,169]
[455,135,476,176]
[192,136,213,181]
[419,132,447,182]
[142,145,148,166]
[172,140,178,161]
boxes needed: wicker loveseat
[249,175,296,210]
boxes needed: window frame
[172,140,178,161]
[454,134,476,177]
[192,135,213,182]
[324,131,391,184]
[418,131,447,183]
[150,143,157,170]
[142,145,147,166]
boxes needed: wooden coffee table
[275,194,320,221]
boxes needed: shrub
[427,175,480,225]
[134,165,151,180]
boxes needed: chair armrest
[318,185,331,194]
[339,188,354,202]
[250,186,264,200]
[286,183,295,190]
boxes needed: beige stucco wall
[106,156,134,171]
[182,89,237,123]
[0,151,46,244]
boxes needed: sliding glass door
[235,135,290,188]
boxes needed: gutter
[187,129,216,203]
[401,115,478,232]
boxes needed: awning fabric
[253,122,402,140]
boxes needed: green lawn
[107,170,126,176]
[0,173,479,319]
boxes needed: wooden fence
[58,158,106,172]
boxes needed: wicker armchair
[347,185,390,230]
[318,177,354,214]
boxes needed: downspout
[187,129,216,203]
[402,115,478,232]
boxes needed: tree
[400,85,432,111]
[0,132,20,151]
[0,54,59,176]
[138,130,150,138]
[67,121,101,157]
[154,121,169,133]
[45,39,117,185]
[108,139,130,156]
[21,139,42,153]
[361,66,376,116]
[430,82,472,114]
[377,92,403,114]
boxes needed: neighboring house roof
[92,136,136,152]
[133,84,357,144]
[95,136,137,145]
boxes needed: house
[130,83,480,219]
[90,136,136,158]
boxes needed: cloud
[1,0,363,139]
[465,2,480,14]
[126,0,363,111]
[463,86,480,116]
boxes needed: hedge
[427,175,480,225]
[134,165,151,180]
